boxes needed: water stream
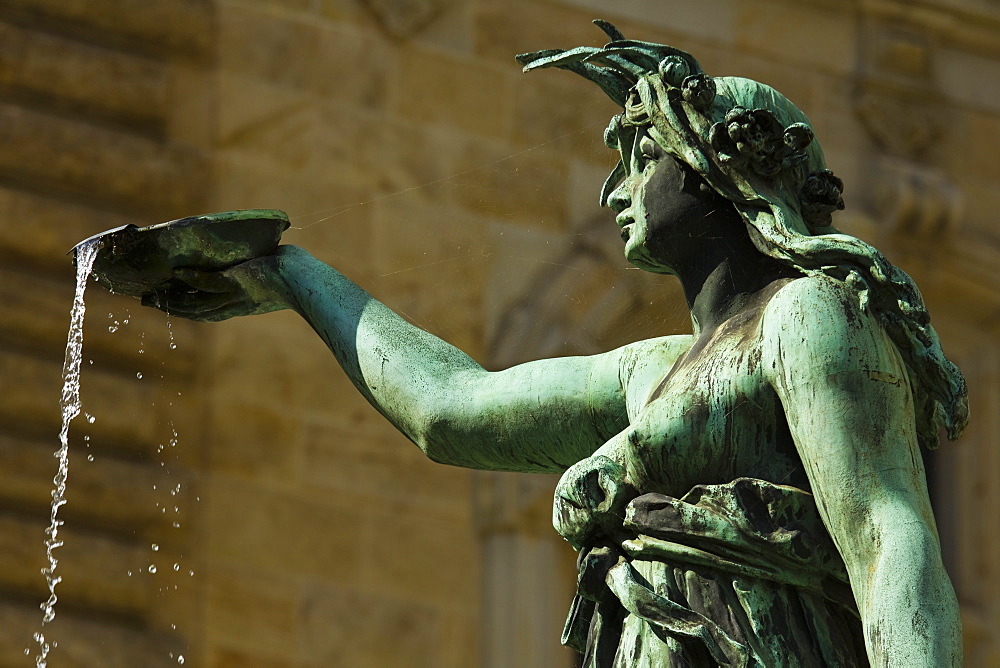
[35,239,100,667]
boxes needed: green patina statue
[140,22,967,667]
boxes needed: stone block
[0,103,207,217]
[356,120,455,205]
[0,349,63,436]
[208,649,306,668]
[397,45,513,139]
[218,2,394,107]
[0,601,183,667]
[942,108,1000,184]
[510,69,617,164]
[0,20,167,129]
[437,605,482,668]
[567,159,618,229]
[0,264,198,378]
[207,398,303,482]
[312,22,396,110]
[0,187,136,272]
[204,475,364,581]
[299,416,471,516]
[299,583,444,666]
[217,2,320,91]
[729,54,817,119]
[0,433,174,532]
[203,566,299,657]
[68,362,164,459]
[733,0,856,76]
[0,0,212,57]
[368,193,488,355]
[215,73,312,148]
[556,0,736,44]
[408,0,474,54]
[358,502,478,606]
[242,0,317,14]
[0,511,148,614]
[446,136,569,230]
[473,0,601,64]
[318,0,368,24]
[960,180,1000,234]
[213,109,373,221]
[938,46,1000,114]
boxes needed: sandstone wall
[0,0,998,666]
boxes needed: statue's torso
[620,284,810,497]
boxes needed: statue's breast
[624,318,807,496]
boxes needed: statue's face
[607,129,719,274]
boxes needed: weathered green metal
[72,209,289,299]
[111,21,965,667]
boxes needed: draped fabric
[561,478,868,667]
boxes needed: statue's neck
[675,220,794,339]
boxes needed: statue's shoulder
[761,274,888,376]
[764,274,870,328]
[618,335,693,416]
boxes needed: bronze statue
[128,21,965,666]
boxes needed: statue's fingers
[172,267,233,294]
[141,289,237,316]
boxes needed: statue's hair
[518,21,968,448]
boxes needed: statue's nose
[606,181,631,213]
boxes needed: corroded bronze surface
[72,209,289,298]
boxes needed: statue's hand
[553,455,635,550]
[140,245,300,322]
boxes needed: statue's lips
[616,212,633,242]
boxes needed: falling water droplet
[151,544,159,551]
[178,656,185,664]
[136,372,143,379]
[86,454,94,462]
[173,563,180,571]
[148,565,157,574]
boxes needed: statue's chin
[625,244,675,275]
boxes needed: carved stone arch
[487,214,661,369]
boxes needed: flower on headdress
[709,107,813,178]
[801,169,845,228]
[681,74,716,111]
[657,56,690,88]
[604,114,623,148]
[783,123,813,153]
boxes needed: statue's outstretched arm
[147,245,642,472]
[764,276,962,667]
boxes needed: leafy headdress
[518,21,967,448]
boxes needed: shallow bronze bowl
[71,209,290,298]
